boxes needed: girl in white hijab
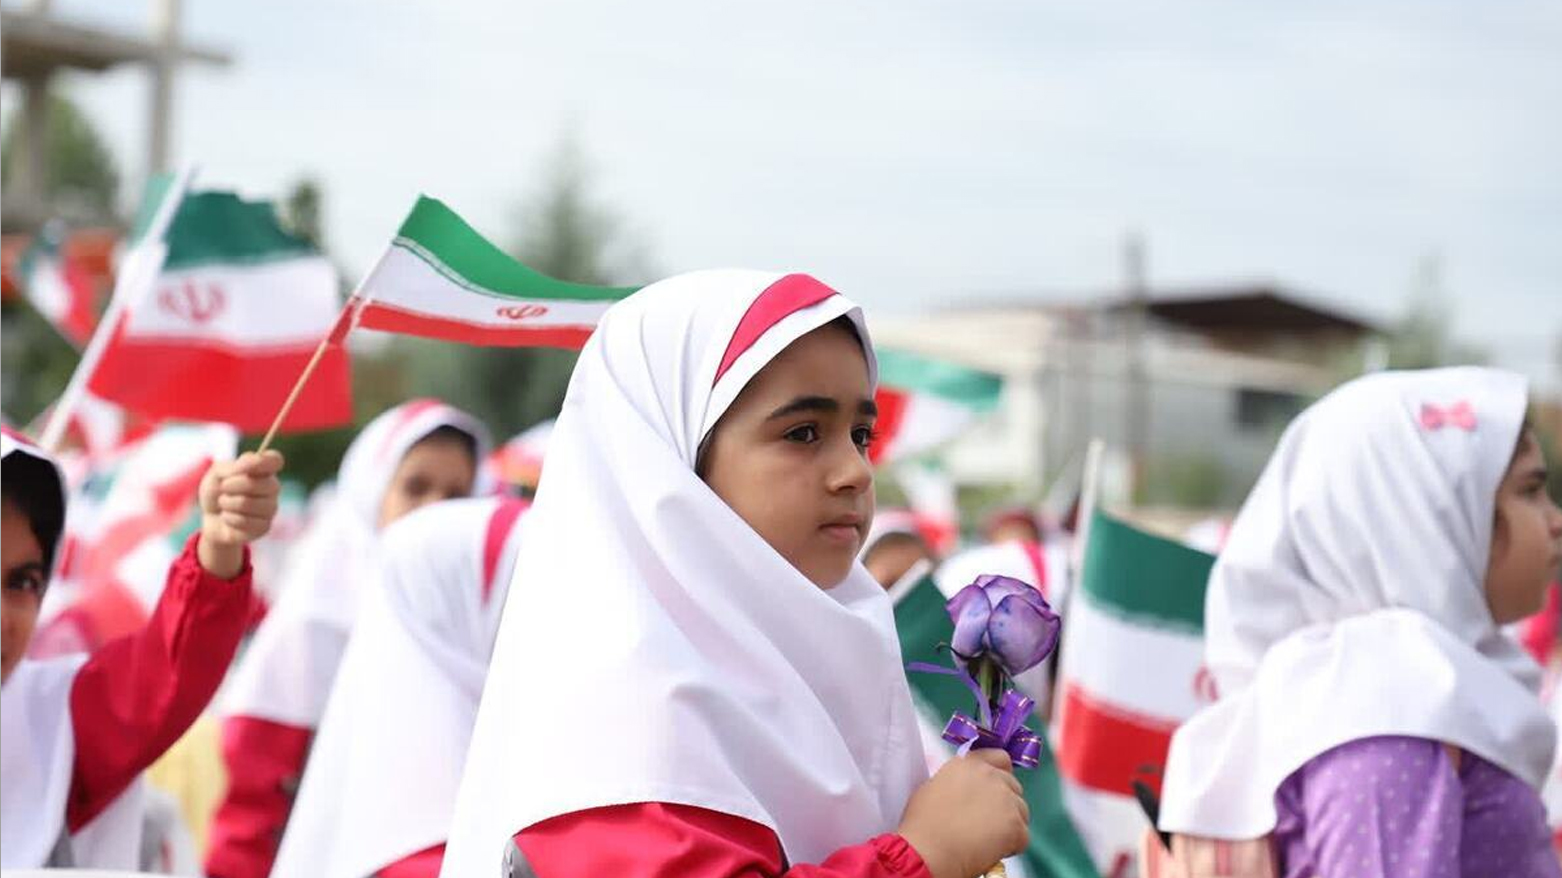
[1159,367,1562,876]
[272,496,528,878]
[1,428,282,869]
[206,399,490,878]
[441,270,1030,878]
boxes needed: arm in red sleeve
[64,532,253,832]
[515,802,931,878]
[203,715,313,878]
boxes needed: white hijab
[1161,367,1556,838]
[272,497,528,878]
[440,270,928,875]
[1,430,143,869]
[223,399,491,726]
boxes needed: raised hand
[197,450,285,580]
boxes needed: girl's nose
[828,440,873,494]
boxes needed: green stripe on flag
[876,348,1002,409]
[1079,511,1213,634]
[395,196,637,303]
[895,576,1100,878]
[161,193,318,270]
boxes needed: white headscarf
[1161,367,1556,839]
[440,270,928,875]
[1,429,144,869]
[223,399,491,726]
[272,497,528,878]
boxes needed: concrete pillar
[9,73,54,228]
[147,0,182,174]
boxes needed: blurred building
[872,284,1380,507]
[1,0,229,231]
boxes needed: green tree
[395,135,654,439]
[1,90,121,222]
[0,304,77,425]
[279,178,325,249]
[1,89,120,423]
[1386,255,1488,369]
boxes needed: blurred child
[1159,368,1562,876]
[205,400,490,878]
[861,509,937,591]
[440,271,1029,878]
[272,497,527,878]
[0,427,283,869]
[983,506,1044,547]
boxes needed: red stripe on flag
[89,328,352,434]
[328,297,360,345]
[481,498,528,605]
[356,301,594,349]
[1057,681,1178,796]
[714,274,837,385]
[868,386,909,465]
[60,258,98,345]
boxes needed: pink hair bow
[1419,400,1477,431]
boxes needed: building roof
[957,282,1381,337]
[1114,285,1379,336]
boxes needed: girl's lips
[819,524,861,546]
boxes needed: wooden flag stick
[255,296,360,453]
[255,331,335,454]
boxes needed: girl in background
[1160,368,1562,876]
[206,400,490,878]
[272,496,528,878]
[1,428,283,868]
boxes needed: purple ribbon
[907,662,1043,770]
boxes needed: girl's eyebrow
[766,396,878,421]
[5,561,45,579]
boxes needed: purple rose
[947,574,1061,676]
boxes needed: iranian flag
[18,222,98,346]
[1054,510,1215,876]
[871,348,1002,465]
[349,196,637,348]
[87,189,352,433]
[893,461,960,555]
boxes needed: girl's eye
[5,570,45,595]
[785,425,820,444]
[852,427,878,450]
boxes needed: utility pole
[148,0,183,175]
[1123,231,1149,501]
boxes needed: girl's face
[377,436,477,529]
[1,498,47,683]
[864,534,932,590]
[701,322,877,589]
[1485,430,1562,624]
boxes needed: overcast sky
[8,0,1560,387]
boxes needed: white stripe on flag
[125,258,339,344]
[361,245,615,329]
[1061,775,1149,873]
[1063,593,1207,723]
